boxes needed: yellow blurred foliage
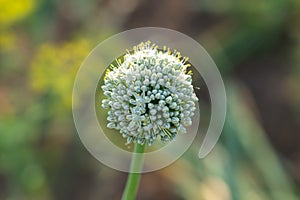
[30,39,92,113]
[0,30,16,51]
[0,0,36,51]
[0,0,36,27]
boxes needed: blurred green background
[1,0,300,199]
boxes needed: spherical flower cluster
[101,41,198,146]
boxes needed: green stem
[122,142,145,200]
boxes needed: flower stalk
[122,142,145,200]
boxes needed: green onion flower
[101,41,198,146]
